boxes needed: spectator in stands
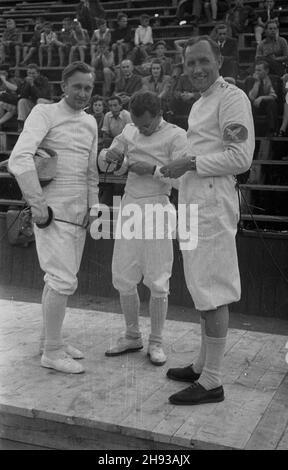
[170,66,200,118]
[39,22,63,67]
[93,39,115,96]
[214,23,238,79]
[0,67,21,130]
[153,40,173,76]
[69,20,90,63]
[102,94,131,147]
[205,0,230,23]
[90,18,111,67]
[76,0,106,36]
[278,73,288,136]
[245,60,279,136]
[0,19,22,67]
[111,13,133,66]
[114,59,142,107]
[58,18,75,67]
[17,64,52,131]
[226,0,256,39]
[141,59,171,112]
[255,0,280,45]
[21,17,45,66]
[256,20,288,76]
[132,14,153,66]
[87,94,105,147]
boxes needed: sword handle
[36,206,54,229]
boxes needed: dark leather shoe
[166,364,200,382]
[169,382,224,405]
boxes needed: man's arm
[196,89,255,177]
[8,104,52,224]
[88,132,99,209]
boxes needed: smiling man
[8,62,99,374]
[161,36,255,405]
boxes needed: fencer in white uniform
[8,62,99,374]
[104,91,188,365]
[162,37,255,405]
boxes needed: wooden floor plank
[1,300,288,450]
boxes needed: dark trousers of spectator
[252,100,279,136]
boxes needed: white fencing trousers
[112,194,175,297]
[34,220,86,296]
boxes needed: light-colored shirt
[109,119,187,198]
[256,36,288,59]
[8,99,99,211]
[134,25,153,46]
[40,31,58,45]
[180,76,255,205]
[102,109,132,138]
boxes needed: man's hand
[129,161,155,175]
[181,91,194,101]
[31,204,49,225]
[252,72,260,81]
[253,96,263,107]
[160,157,191,179]
[105,148,124,166]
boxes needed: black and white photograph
[0,0,288,453]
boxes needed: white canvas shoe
[105,336,143,356]
[39,343,84,359]
[41,350,85,374]
[147,344,167,366]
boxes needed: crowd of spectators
[0,0,287,137]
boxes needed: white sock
[193,318,206,374]
[198,335,226,390]
[149,296,168,345]
[44,287,67,353]
[120,292,141,339]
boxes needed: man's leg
[168,305,227,404]
[17,98,34,129]
[197,305,229,390]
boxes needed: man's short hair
[62,61,94,82]
[265,20,278,29]
[129,91,161,117]
[140,14,150,20]
[215,23,228,32]
[27,63,39,72]
[97,18,106,26]
[108,95,122,105]
[117,12,128,21]
[184,35,221,60]
[154,40,166,49]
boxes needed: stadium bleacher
[0,0,287,232]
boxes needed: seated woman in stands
[69,20,90,64]
[87,94,105,149]
[90,18,111,67]
[278,74,288,136]
[141,59,171,113]
[0,66,21,130]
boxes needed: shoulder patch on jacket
[223,123,248,143]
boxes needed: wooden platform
[0,299,288,450]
